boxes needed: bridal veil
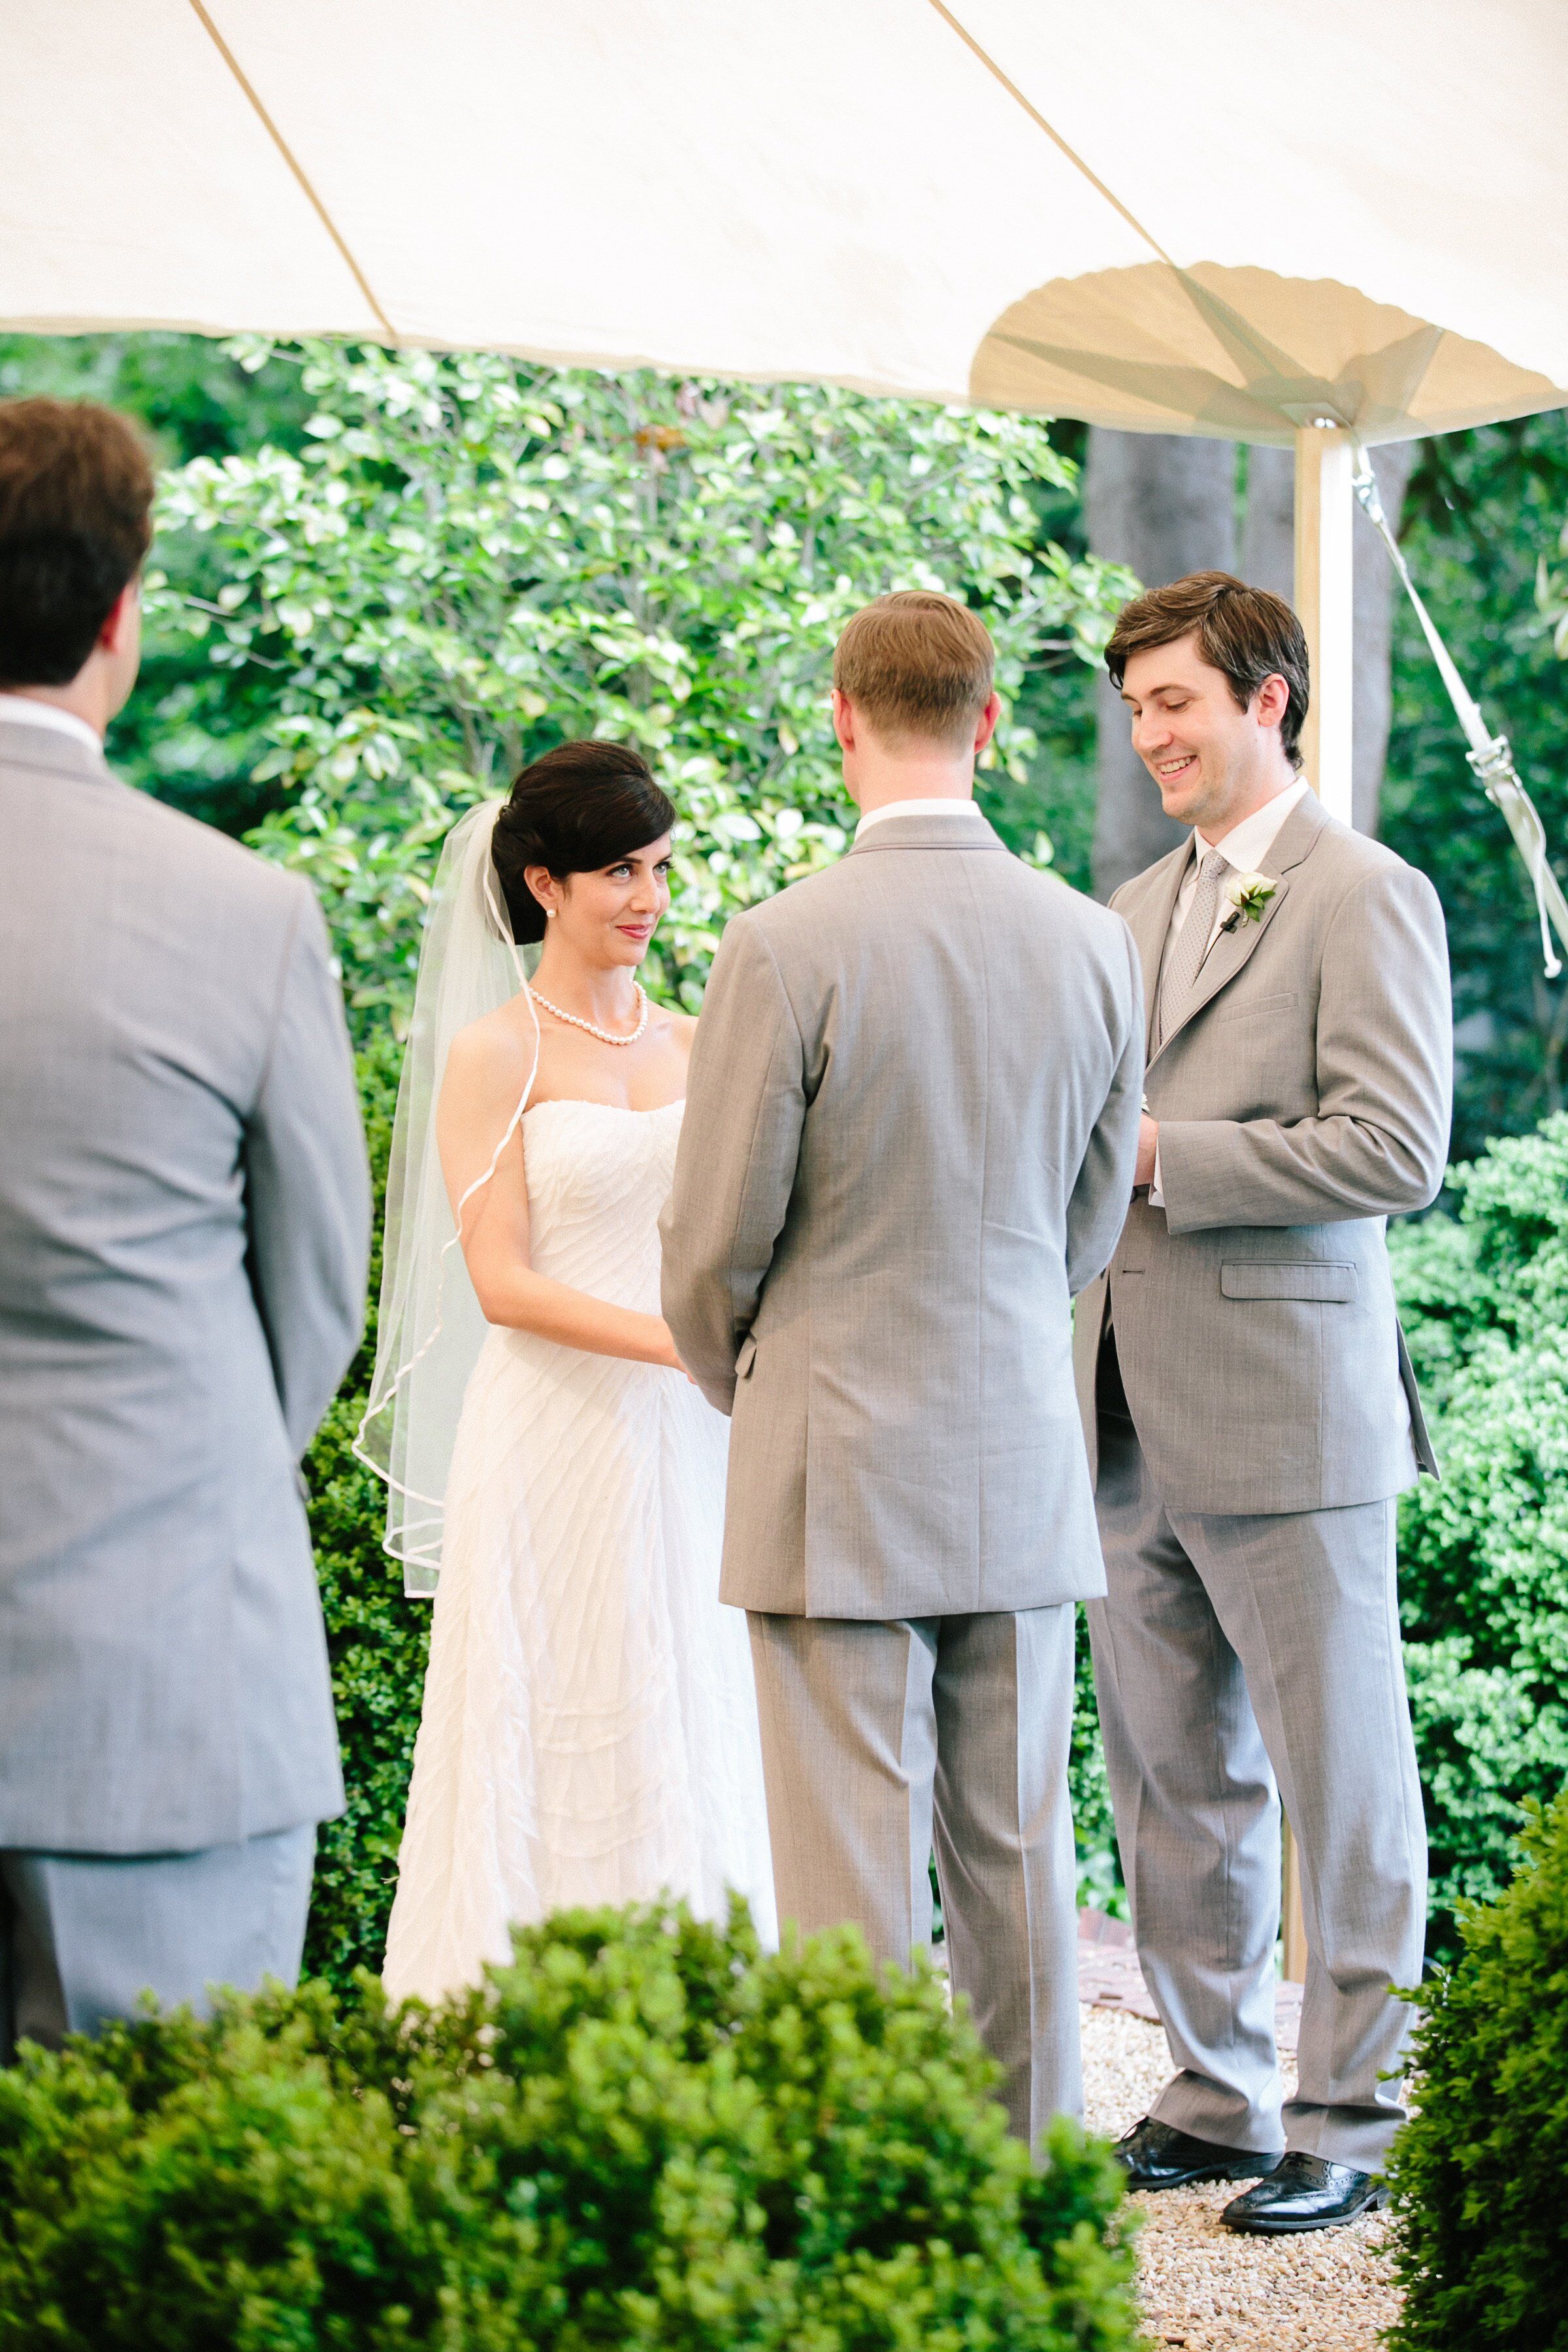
[355,801,539,1594]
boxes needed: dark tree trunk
[1086,429,1237,898]
[1240,442,1416,837]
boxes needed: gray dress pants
[1087,1343,1426,2171]
[0,1822,317,2061]
[747,1606,1080,2147]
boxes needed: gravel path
[1081,2005,1401,2351]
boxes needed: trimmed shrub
[1390,1113,1568,1943]
[0,1902,1141,2352]
[1385,1786,1568,2350]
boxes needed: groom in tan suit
[1074,573,1451,2234]
[662,592,1144,2141]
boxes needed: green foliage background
[144,338,1130,1029]
[1385,1786,1568,2348]
[301,1039,422,1986]
[7,329,1567,1156]
[3,328,1565,1970]
[1385,414,1568,1160]
[0,1899,1142,2351]
[1390,1114,1568,1947]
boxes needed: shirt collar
[1196,777,1311,875]
[855,796,983,840]
[0,694,105,760]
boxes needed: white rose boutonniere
[1222,870,1278,928]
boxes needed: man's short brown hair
[1103,571,1309,769]
[0,398,155,689]
[832,590,995,749]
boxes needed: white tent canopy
[5,0,1567,808]
[6,0,1565,434]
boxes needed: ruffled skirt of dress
[381,1325,777,2006]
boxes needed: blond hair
[832,591,995,749]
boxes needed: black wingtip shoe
[1220,2151,1386,2234]
[1113,2115,1286,2193]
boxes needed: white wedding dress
[382,1096,777,2004]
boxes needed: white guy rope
[1351,439,1567,980]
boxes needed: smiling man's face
[1120,632,1290,840]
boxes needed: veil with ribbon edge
[353,800,542,1597]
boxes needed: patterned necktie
[1155,848,1230,1049]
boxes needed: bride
[360,740,777,2004]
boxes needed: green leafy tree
[146,340,1132,1031]
[0,329,312,839]
[7,329,1567,1160]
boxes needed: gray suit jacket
[0,721,369,1854]
[661,810,1144,1619]
[1071,789,1452,1517]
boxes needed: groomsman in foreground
[0,399,368,2053]
[1075,572,1451,2232]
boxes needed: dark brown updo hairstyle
[491,741,676,945]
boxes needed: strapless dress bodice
[520,1096,683,1312]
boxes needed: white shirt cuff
[1149,1140,1164,1209]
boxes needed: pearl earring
[545,907,557,919]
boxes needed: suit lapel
[1145,787,1331,1070]
[1152,872,1292,1057]
[1122,838,1194,1059]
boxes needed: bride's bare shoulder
[442,996,536,1097]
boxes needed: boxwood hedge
[0,1901,1142,2352]
[1386,1785,1568,2348]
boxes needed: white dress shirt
[0,693,103,760]
[1149,777,1311,1205]
[854,795,984,840]
[1166,777,1310,959]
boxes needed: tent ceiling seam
[185,0,397,342]
[921,0,1175,270]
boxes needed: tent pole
[1294,424,1356,825]
[1280,419,1356,1983]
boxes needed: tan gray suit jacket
[1071,788,1451,1517]
[0,721,368,1853]
[661,809,1145,1620]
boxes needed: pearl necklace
[531,981,649,1047]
